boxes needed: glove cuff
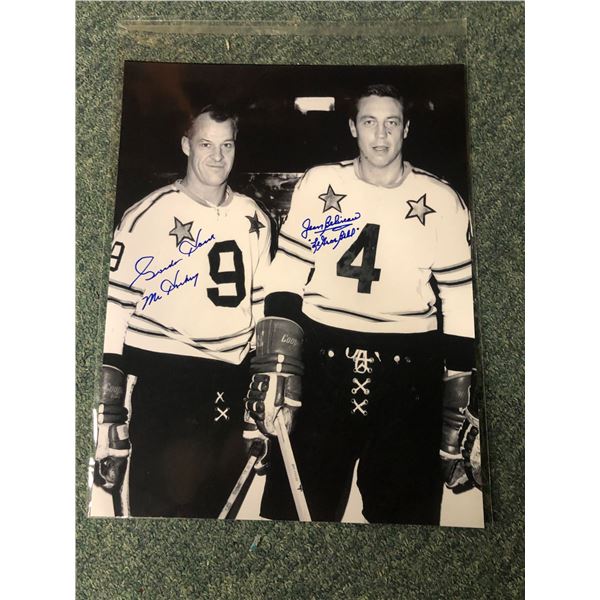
[250,354,304,375]
[256,317,304,361]
[440,449,462,461]
[466,408,480,428]
[99,365,126,408]
[260,316,304,336]
[442,371,471,411]
[442,371,471,385]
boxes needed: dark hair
[350,84,406,122]
[185,104,239,138]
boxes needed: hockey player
[245,84,478,524]
[94,105,271,517]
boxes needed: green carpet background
[76,2,524,598]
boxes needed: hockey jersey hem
[302,303,438,335]
[124,329,249,365]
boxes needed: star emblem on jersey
[405,194,436,226]
[246,212,265,237]
[319,185,346,213]
[169,217,195,246]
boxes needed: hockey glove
[439,371,482,493]
[461,408,482,488]
[242,435,271,476]
[244,318,304,447]
[93,365,130,493]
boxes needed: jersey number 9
[207,241,246,307]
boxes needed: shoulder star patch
[319,185,346,213]
[405,194,436,226]
[169,217,194,245]
[246,211,265,237]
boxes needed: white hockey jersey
[103,182,271,365]
[267,160,474,340]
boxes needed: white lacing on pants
[345,348,381,416]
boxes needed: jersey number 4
[336,224,381,293]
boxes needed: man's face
[349,95,409,170]
[182,114,236,188]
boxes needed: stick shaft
[218,453,258,519]
[118,452,131,517]
[114,375,137,517]
[274,413,311,522]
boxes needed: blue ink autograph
[128,226,217,310]
[310,227,358,252]
[178,229,217,257]
[130,256,183,289]
[141,271,199,310]
[301,212,361,253]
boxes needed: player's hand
[245,372,302,437]
[439,371,481,493]
[242,397,271,475]
[461,408,482,488]
[242,435,271,475]
[242,317,304,469]
[93,365,130,492]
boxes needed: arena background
[113,62,469,227]
[77,3,524,598]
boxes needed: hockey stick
[218,451,259,519]
[115,452,131,517]
[274,412,311,522]
[113,375,137,517]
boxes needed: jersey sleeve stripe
[384,304,436,317]
[192,328,254,344]
[276,247,315,266]
[107,297,137,309]
[314,304,391,323]
[108,286,144,301]
[107,287,144,305]
[127,190,176,233]
[109,279,144,296]
[279,231,311,251]
[130,312,254,343]
[436,277,473,287]
[432,264,472,285]
[216,342,250,353]
[107,288,143,304]
[431,259,472,274]
[130,313,180,333]
[127,325,249,353]
[190,341,249,353]
[128,325,164,338]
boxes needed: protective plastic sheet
[86,15,491,528]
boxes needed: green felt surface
[76,2,524,598]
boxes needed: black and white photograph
[88,61,486,527]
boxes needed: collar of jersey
[353,158,413,189]
[174,179,233,209]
